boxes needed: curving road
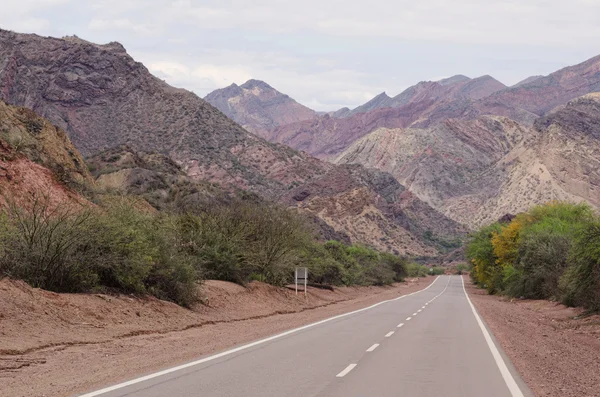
[78,276,533,397]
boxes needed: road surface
[79,276,532,397]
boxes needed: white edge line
[366,343,379,352]
[385,331,394,337]
[336,363,357,377]
[78,277,441,396]
[461,276,525,397]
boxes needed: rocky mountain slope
[86,146,465,255]
[281,164,466,254]
[205,79,316,136]
[0,100,92,206]
[337,94,600,227]
[487,54,600,116]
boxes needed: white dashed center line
[406,317,412,321]
[397,323,404,328]
[366,344,379,352]
[336,364,357,377]
[385,331,395,337]
[413,312,418,316]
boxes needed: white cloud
[88,18,153,35]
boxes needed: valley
[0,19,599,397]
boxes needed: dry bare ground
[467,276,600,397]
[0,277,434,397]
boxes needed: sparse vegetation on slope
[467,202,600,311]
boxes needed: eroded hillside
[0,100,92,206]
[337,95,600,227]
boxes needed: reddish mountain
[265,75,506,159]
[486,54,600,115]
[0,29,465,255]
[336,74,506,119]
[204,79,316,136]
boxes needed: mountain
[336,93,600,227]
[0,100,92,205]
[487,54,600,115]
[335,116,527,226]
[438,75,471,86]
[333,74,506,119]
[346,92,392,116]
[264,75,507,160]
[0,29,327,198]
[512,75,543,87]
[0,29,465,255]
[281,164,466,254]
[204,79,316,136]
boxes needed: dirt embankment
[0,277,434,397]
[467,277,600,397]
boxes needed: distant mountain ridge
[329,74,506,119]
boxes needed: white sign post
[295,267,308,297]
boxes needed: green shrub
[507,219,574,299]
[380,252,408,282]
[0,195,100,292]
[466,223,502,293]
[560,220,600,311]
[0,194,199,306]
[455,263,469,275]
[0,191,413,306]
[467,201,599,311]
[430,266,445,275]
[406,263,429,277]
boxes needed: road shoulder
[466,276,600,397]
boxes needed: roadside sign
[295,267,308,297]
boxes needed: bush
[455,263,469,275]
[466,201,600,310]
[560,220,600,311]
[406,263,430,277]
[0,194,199,306]
[466,223,502,293]
[430,266,445,276]
[178,201,311,286]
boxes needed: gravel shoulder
[0,277,434,397]
[466,276,600,397]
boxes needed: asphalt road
[79,276,533,397]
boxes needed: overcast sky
[2,0,600,111]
